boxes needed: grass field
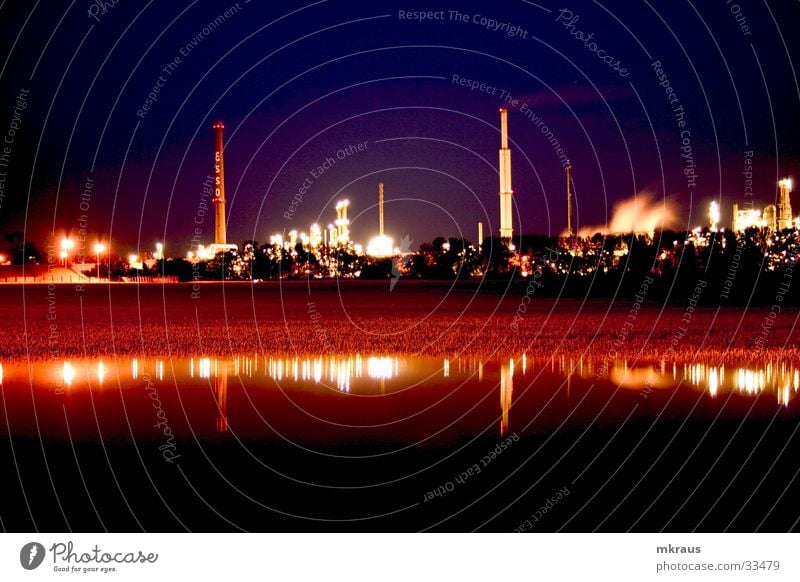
[1,280,799,363]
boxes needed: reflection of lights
[443,359,450,378]
[703,365,800,400]
[132,359,138,380]
[97,361,105,385]
[500,360,513,437]
[337,358,351,392]
[0,363,3,385]
[708,367,718,397]
[199,358,211,379]
[266,355,402,390]
[313,359,323,383]
[367,357,394,380]
[63,362,74,386]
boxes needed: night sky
[1,0,798,257]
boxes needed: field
[1,280,799,364]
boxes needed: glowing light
[97,361,105,385]
[367,235,394,257]
[709,200,720,230]
[199,358,211,379]
[367,357,394,380]
[708,367,718,397]
[733,208,763,231]
[63,362,74,387]
[93,243,106,254]
[60,238,74,252]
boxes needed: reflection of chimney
[498,109,513,241]
[379,182,384,237]
[215,363,228,433]
[500,359,513,437]
[213,121,227,246]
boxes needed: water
[1,354,796,443]
[3,354,799,531]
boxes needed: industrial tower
[566,160,573,237]
[379,182,385,238]
[212,121,227,246]
[498,108,513,242]
[335,200,350,246]
[778,178,794,231]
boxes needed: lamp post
[60,238,74,267]
[93,243,106,279]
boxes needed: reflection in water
[4,353,800,441]
[500,359,513,436]
[215,363,228,433]
[264,356,401,393]
[36,354,800,410]
[62,361,74,387]
[564,359,800,407]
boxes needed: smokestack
[379,182,384,237]
[213,121,227,246]
[498,108,513,241]
[566,160,573,237]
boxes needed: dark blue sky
[1,0,798,256]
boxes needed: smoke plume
[573,191,678,237]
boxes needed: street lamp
[60,238,74,267]
[93,243,106,279]
[59,250,68,267]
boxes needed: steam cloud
[573,191,678,237]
